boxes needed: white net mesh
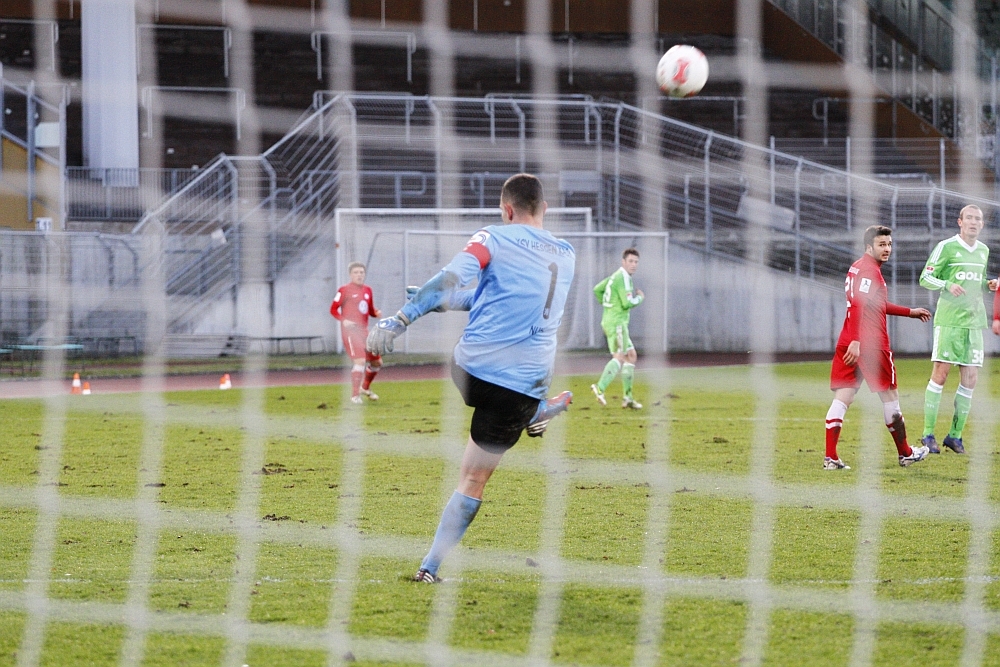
[2,0,1000,665]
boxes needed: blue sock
[530,398,545,422]
[420,491,482,575]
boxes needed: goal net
[334,208,668,354]
[2,0,999,666]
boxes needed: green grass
[1,358,999,666]
[4,352,449,381]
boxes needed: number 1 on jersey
[543,263,558,319]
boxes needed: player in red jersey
[331,261,382,404]
[825,225,932,470]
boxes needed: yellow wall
[0,137,59,231]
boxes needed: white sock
[926,380,944,394]
[883,399,902,426]
[957,384,974,399]
[825,399,848,430]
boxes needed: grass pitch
[2,358,1000,666]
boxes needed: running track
[0,352,831,400]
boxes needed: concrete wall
[662,242,990,356]
[190,232,959,356]
[5,228,994,357]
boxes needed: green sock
[923,381,943,436]
[621,362,635,399]
[596,359,621,392]
[948,384,974,438]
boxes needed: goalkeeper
[591,248,644,409]
[367,174,576,583]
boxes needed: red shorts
[830,346,896,392]
[341,324,380,363]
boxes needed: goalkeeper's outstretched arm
[406,284,475,312]
[367,253,481,354]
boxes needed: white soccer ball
[656,45,709,98]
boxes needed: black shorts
[451,361,540,454]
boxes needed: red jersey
[837,253,909,350]
[331,283,377,326]
[993,280,1000,323]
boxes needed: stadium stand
[1,0,999,350]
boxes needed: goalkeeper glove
[366,313,409,354]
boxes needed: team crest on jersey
[358,301,369,315]
[859,278,871,293]
[469,230,491,246]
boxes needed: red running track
[0,352,830,400]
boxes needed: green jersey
[920,235,991,329]
[594,267,644,328]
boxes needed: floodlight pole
[704,132,713,251]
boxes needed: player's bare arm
[842,340,860,366]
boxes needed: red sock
[351,367,363,397]
[825,425,841,460]
[824,399,847,460]
[887,414,911,457]
[362,367,378,391]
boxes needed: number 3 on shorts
[972,349,984,365]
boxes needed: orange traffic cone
[219,373,232,390]
[71,373,82,395]
[82,381,91,396]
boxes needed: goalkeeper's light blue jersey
[433,223,575,399]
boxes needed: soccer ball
[656,45,709,98]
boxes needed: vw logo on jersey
[358,300,369,314]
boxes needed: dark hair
[622,248,639,260]
[863,225,892,249]
[501,173,544,216]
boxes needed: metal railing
[310,30,416,83]
[65,167,202,222]
[137,24,233,79]
[131,93,356,330]
[766,0,997,142]
[0,76,66,226]
[140,85,247,140]
[770,0,962,73]
[0,230,145,345]
[128,93,1000,335]
[772,135,958,181]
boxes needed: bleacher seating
[0,4,994,233]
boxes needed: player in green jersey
[919,204,999,454]
[591,248,644,409]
